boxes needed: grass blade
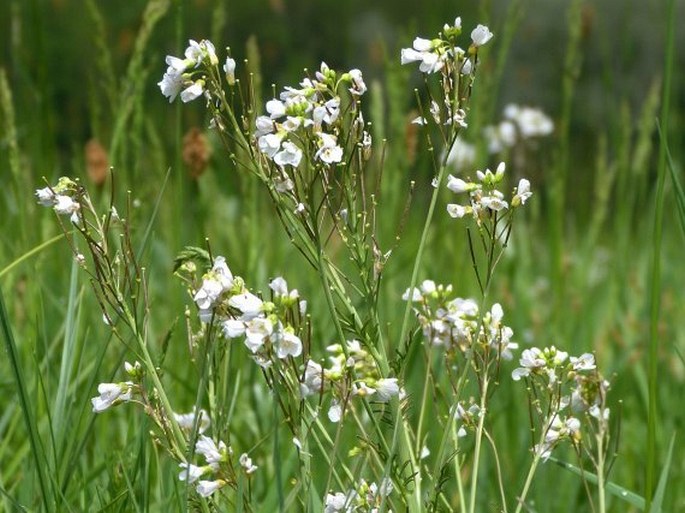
[0,286,52,511]
[659,125,685,240]
[646,0,676,506]
[549,457,645,510]
[649,433,676,513]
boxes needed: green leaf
[549,457,645,510]
[649,433,676,513]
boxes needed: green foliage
[1,0,683,512]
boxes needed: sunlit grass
[1,1,683,512]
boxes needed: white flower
[274,174,294,192]
[313,97,341,126]
[196,479,225,497]
[412,37,433,52]
[158,68,185,103]
[258,132,284,158]
[449,108,468,128]
[504,104,554,138]
[315,133,344,164]
[229,291,263,319]
[420,280,436,295]
[223,57,236,85]
[328,401,342,423]
[193,257,233,312]
[180,80,204,103]
[35,187,56,206]
[446,204,469,218]
[239,453,258,474]
[274,141,303,168]
[269,277,289,297]
[512,178,533,206]
[480,193,508,212]
[185,39,218,66]
[222,319,246,338]
[276,329,302,358]
[91,382,133,413]
[255,115,275,136]
[266,99,286,119]
[411,116,427,126]
[174,408,211,433]
[461,58,473,75]
[401,37,445,74]
[353,381,376,397]
[178,463,207,484]
[375,378,400,402]
[195,435,228,465]
[300,360,324,397]
[53,195,80,216]
[282,115,302,132]
[512,347,545,381]
[402,48,442,74]
[570,353,596,371]
[446,175,470,193]
[165,55,189,72]
[314,61,330,82]
[348,69,367,96]
[244,317,273,353]
[324,492,349,512]
[589,405,610,421]
[471,25,494,47]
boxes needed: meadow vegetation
[1,0,683,511]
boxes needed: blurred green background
[1,0,684,511]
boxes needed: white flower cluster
[446,162,532,222]
[173,407,211,434]
[177,435,250,497]
[401,18,492,76]
[192,256,304,364]
[35,177,81,225]
[512,346,595,384]
[535,414,581,461]
[158,39,225,103]
[90,361,141,413]
[324,477,394,513]
[446,104,553,173]
[454,401,482,438]
[301,340,401,423]
[403,280,518,359]
[255,62,369,181]
[484,103,554,154]
[511,347,610,460]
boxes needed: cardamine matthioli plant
[36,14,615,513]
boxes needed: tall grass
[1,0,683,511]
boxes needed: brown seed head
[182,127,212,179]
[85,139,109,186]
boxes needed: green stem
[596,432,606,513]
[514,425,548,513]
[468,375,490,513]
[452,423,467,513]
[122,308,186,458]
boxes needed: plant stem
[596,432,606,513]
[468,375,489,513]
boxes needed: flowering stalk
[36,177,188,457]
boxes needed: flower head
[91,382,134,413]
[470,25,494,47]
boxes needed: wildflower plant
[35,13,618,513]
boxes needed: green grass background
[1,0,684,511]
